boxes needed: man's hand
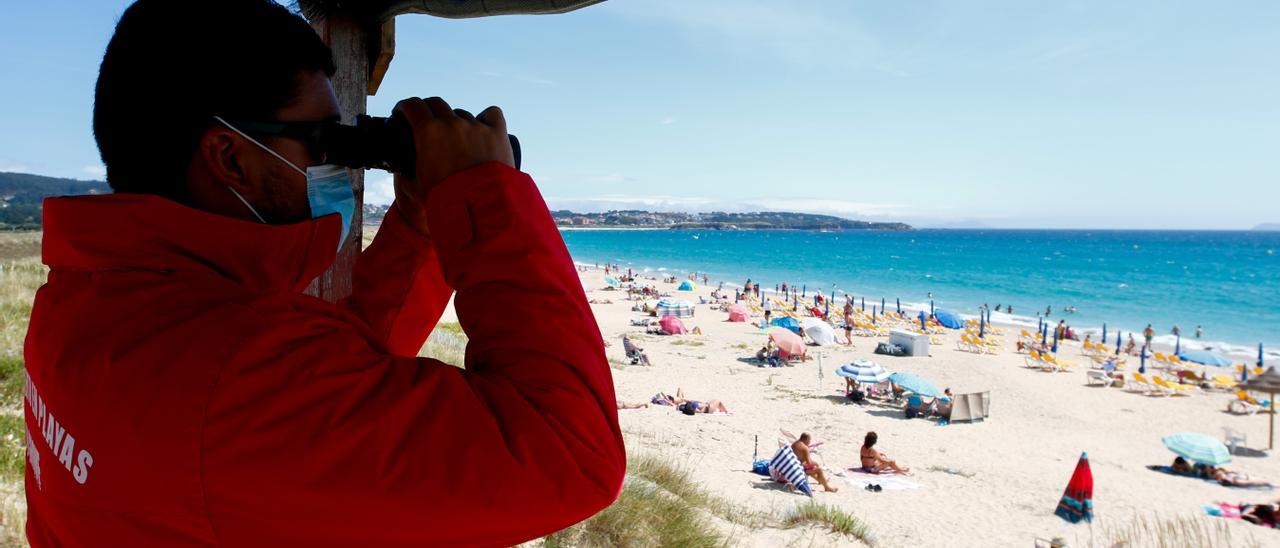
[391,97,515,237]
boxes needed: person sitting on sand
[932,388,954,419]
[860,432,910,475]
[678,398,728,415]
[623,335,651,366]
[792,433,838,492]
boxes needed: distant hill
[548,209,911,230]
[1253,223,1280,232]
[0,172,110,229]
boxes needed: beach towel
[767,446,813,496]
[1146,465,1274,490]
[840,469,923,490]
[1204,502,1243,519]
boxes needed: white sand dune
[573,267,1277,547]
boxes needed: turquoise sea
[561,229,1280,360]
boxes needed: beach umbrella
[881,297,886,312]
[1162,433,1231,466]
[767,445,813,497]
[768,326,805,356]
[1177,350,1232,367]
[800,318,836,346]
[1041,324,1047,345]
[1238,367,1280,449]
[604,275,620,287]
[919,310,927,330]
[896,298,901,314]
[1139,351,1146,374]
[861,297,866,311]
[1052,326,1059,353]
[655,298,695,318]
[659,315,688,335]
[727,304,750,323]
[802,284,806,296]
[932,309,964,329]
[836,359,892,384]
[979,311,986,338]
[824,300,830,318]
[1174,334,1181,355]
[677,280,696,291]
[888,372,939,398]
[930,300,935,316]
[1260,343,1265,368]
[1054,452,1094,524]
[770,316,802,334]
[1102,323,1107,344]
[1115,330,1122,355]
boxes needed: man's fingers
[392,97,434,129]
[424,97,454,119]
[476,106,506,131]
[453,108,476,122]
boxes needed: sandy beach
[530,266,1280,547]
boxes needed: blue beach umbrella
[792,297,798,312]
[1115,330,1122,355]
[896,298,901,314]
[1102,323,1107,344]
[1139,350,1146,374]
[930,300,935,316]
[1162,433,1232,466]
[802,284,806,296]
[1052,326,1059,353]
[919,310,927,330]
[1175,334,1181,355]
[824,300,830,318]
[861,297,866,311]
[888,372,939,398]
[933,309,964,329]
[1260,343,1265,368]
[836,360,892,384]
[979,312,986,338]
[1041,324,1048,345]
[881,297,886,313]
[1177,350,1232,367]
[770,316,801,333]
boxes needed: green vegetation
[0,172,109,229]
[542,480,723,548]
[670,339,705,347]
[781,502,872,543]
[0,232,41,546]
[548,209,911,231]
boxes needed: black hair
[864,431,878,449]
[94,0,336,198]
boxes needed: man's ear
[198,126,253,194]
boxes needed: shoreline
[581,259,1274,364]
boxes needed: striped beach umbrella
[1054,452,1094,524]
[767,445,813,497]
[655,299,695,318]
[836,360,892,384]
[1162,432,1231,466]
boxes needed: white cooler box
[889,330,929,357]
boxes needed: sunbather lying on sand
[651,389,687,406]
[616,401,649,409]
[793,433,838,492]
[860,431,910,475]
[1172,457,1272,487]
[1241,502,1280,527]
[678,399,728,415]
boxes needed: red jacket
[24,163,624,546]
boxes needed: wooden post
[308,14,368,302]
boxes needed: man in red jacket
[23,1,625,545]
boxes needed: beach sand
[551,267,1277,547]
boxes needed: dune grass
[0,232,42,547]
[780,502,872,544]
[1102,514,1260,548]
[541,479,723,548]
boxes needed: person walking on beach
[1172,325,1181,337]
[22,2,624,544]
[792,434,838,492]
[1144,324,1155,352]
[1196,325,1203,339]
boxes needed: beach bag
[875,342,906,356]
[751,459,771,476]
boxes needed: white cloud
[0,159,32,174]
[588,174,637,184]
[364,174,396,206]
[81,164,107,178]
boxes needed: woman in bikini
[860,431,910,474]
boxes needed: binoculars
[322,113,521,177]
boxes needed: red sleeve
[340,202,452,356]
[201,163,625,546]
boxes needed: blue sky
[2,1,1278,229]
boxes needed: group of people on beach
[789,431,911,494]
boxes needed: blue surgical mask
[213,116,355,253]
